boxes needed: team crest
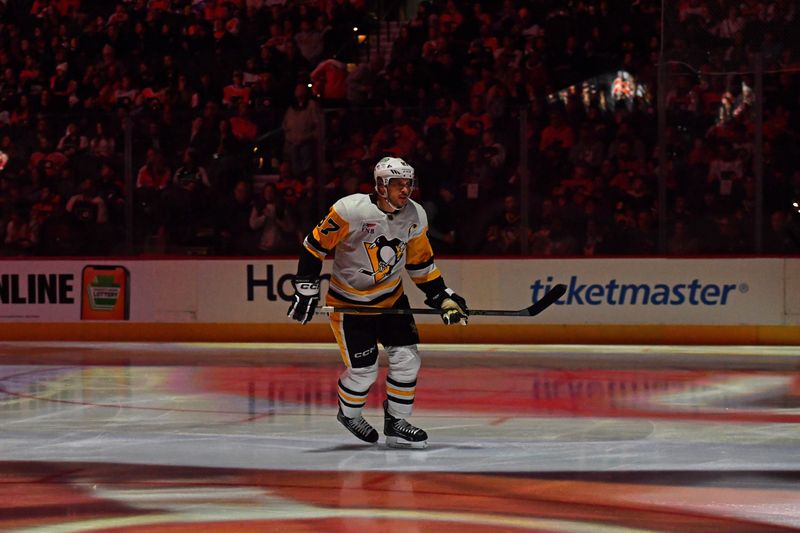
[360,235,406,283]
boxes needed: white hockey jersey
[303,193,442,308]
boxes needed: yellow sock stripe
[386,386,416,397]
[338,389,368,404]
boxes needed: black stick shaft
[317,284,566,317]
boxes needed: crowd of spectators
[0,0,798,257]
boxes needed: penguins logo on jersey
[359,235,406,283]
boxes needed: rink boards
[0,258,799,344]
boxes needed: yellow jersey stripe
[303,240,326,261]
[326,285,403,309]
[405,227,434,265]
[410,269,442,283]
[330,275,401,297]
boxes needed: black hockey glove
[425,289,469,325]
[288,276,320,324]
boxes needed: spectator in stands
[96,162,124,229]
[4,205,34,253]
[249,182,295,254]
[29,183,61,239]
[294,18,324,66]
[66,177,109,253]
[390,25,420,69]
[539,110,575,153]
[56,122,86,160]
[66,178,107,225]
[161,148,211,246]
[456,95,492,144]
[569,124,605,169]
[347,55,384,106]
[216,179,253,254]
[370,107,418,159]
[88,121,116,162]
[136,148,170,191]
[667,219,702,256]
[211,118,241,165]
[0,0,795,259]
[763,210,799,253]
[310,57,348,105]
[423,183,458,255]
[223,71,251,108]
[230,102,259,142]
[282,83,321,179]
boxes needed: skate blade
[385,436,428,449]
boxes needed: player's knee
[386,345,421,381]
[344,363,379,389]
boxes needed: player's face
[385,178,413,208]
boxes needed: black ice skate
[337,408,378,444]
[383,400,428,449]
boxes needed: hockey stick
[317,283,566,317]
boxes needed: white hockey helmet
[373,156,415,192]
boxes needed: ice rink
[0,341,798,532]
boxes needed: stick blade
[525,283,566,316]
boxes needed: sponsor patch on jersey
[361,222,377,234]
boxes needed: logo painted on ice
[532,276,748,306]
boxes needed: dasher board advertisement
[0,258,793,325]
[80,265,130,321]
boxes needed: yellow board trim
[1,323,799,345]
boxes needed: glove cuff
[425,288,454,309]
[293,276,320,296]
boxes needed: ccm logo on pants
[353,347,377,359]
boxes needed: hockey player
[288,157,468,448]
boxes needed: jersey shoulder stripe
[311,205,349,256]
[406,256,434,271]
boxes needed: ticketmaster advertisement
[426,258,786,325]
[0,258,795,326]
